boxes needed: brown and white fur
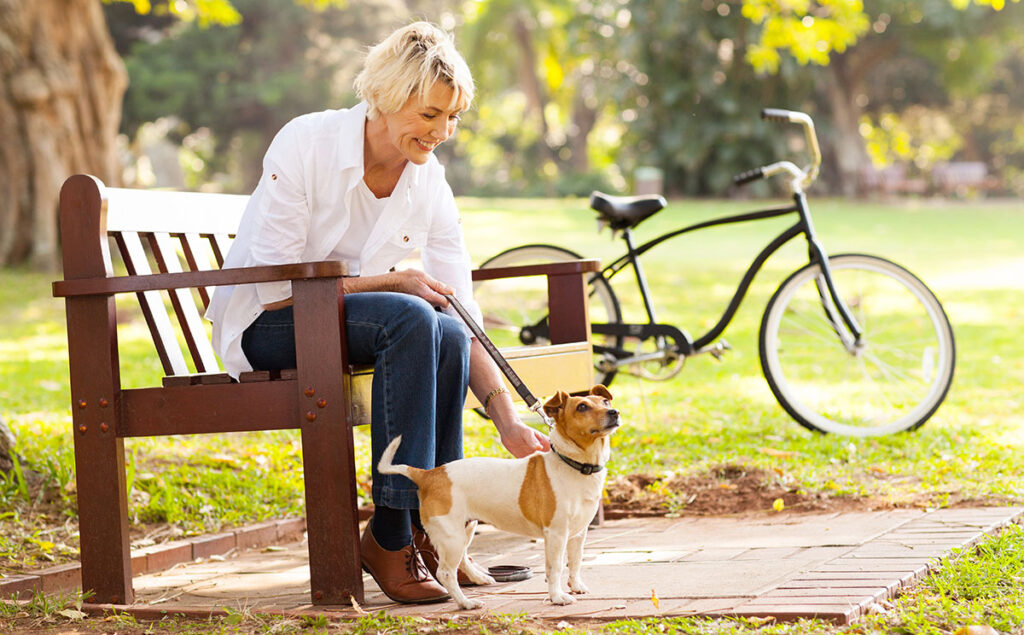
[378,385,620,610]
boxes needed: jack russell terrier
[378,384,620,609]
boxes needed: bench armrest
[471,259,600,281]
[53,260,348,298]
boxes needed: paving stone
[191,532,237,560]
[113,508,1019,625]
[0,574,40,598]
[144,541,193,572]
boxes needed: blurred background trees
[1,0,1021,269]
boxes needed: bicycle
[473,109,956,436]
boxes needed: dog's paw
[465,568,495,586]
[568,579,590,594]
[549,591,577,605]
[456,598,485,610]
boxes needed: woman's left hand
[496,417,550,458]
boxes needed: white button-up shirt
[207,101,482,378]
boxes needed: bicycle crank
[694,339,732,361]
[593,322,693,381]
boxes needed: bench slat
[121,381,298,437]
[115,231,190,376]
[179,233,216,308]
[105,188,247,234]
[149,232,220,373]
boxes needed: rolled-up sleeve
[250,121,312,306]
[420,180,483,335]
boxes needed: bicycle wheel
[475,244,623,387]
[760,253,955,436]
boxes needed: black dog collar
[551,446,605,475]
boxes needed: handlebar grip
[761,108,794,123]
[733,167,765,186]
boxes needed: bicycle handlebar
[733,108,823,193]
[733,167,765,186]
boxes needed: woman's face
[379,83,462,165]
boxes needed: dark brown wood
[59,176,134,605]
[471,259,600,282]
[53,260,347,298]
[292,279,363,604]
[114,232,179,375]
[547,272,591,345]
[120,382,298,437]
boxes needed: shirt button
[271,174,278,180]
[403,235,410,243]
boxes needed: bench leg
[293,280,363,605]
[66,297,133,605]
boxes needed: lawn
[1,195,1022,633]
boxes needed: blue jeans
[241,292,471,509]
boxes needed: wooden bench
[52,174,598,606]
[931,161,1001,197]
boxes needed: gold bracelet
[484,387,510,413]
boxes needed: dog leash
[443,294,555,429]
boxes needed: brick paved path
[112,507,1021,625]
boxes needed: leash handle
[444,294,554,429]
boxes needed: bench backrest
[101,187,247,377]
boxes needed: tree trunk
[0,418,14,473]
[821,56,871,198]
[0,0,127,271]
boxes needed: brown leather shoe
[413,527,479,586]
[360,524,449,604]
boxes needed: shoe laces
[405,543,431,582]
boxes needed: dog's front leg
[566,527,589,595]
[543,528,575,605]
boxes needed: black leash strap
[444,294,553,428]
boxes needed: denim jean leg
[241,306,297,370]
[344,293,466,510]
[433,312,470,467]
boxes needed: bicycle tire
[760,253,955,436]
[475,244,624,388]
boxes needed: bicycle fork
[797,192,864,352]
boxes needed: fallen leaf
[58,609,87,621]
[650,588,660,609]
[758,447,799,458]
[772,498,785,512]
[262,545,287,552]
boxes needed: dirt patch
[604,464,875,518]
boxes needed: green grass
[1,195,1023,633]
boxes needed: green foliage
[116,0,398,189]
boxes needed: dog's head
[543,385,619,449]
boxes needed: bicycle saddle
[589,191,667,230]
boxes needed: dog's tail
[377,436,424,484]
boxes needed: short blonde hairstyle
[354,22,474,120]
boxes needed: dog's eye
[576,403,589,412]
[603,399,610,406]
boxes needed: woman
[206,22,550,603]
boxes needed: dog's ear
[590,384,613,401]
[544,391,569,417]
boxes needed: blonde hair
[354,22,474,120]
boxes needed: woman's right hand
[386,269,454,307]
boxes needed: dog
[377,384,620,609]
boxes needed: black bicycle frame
[593,192,863,353]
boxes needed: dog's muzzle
[602,410,621,430]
